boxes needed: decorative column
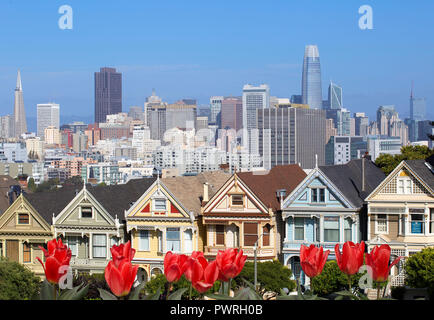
[319,215,324,243]
[106,233,110,259]
[367,214,371,241]
[89,232,93,259]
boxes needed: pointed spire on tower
[410,80,414,99]
[16,69,22,91]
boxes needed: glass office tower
[302,45,322,110]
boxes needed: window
[324,216,339,242]
[18,213,29,224]
[410,214,424,234]
[311,188,325,203]
[110,237,119,247]
[216,225,225,245]
[139,231,149,251]
[397,178,412,194]
[430,209,434,234]
[262,225,270,246]
[23,243,31,263]
[166,228,180,252]
[231,195,243,206]
[376,214,388,233]
[184,229,193,253]
[66,236,78,256]
[81,207,92,218]
[92,234,106,258]
[244,223,258,246]
[344,218,352,242]
[294,218,304,241]
[154,199,166,211]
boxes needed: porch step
[366,289,378,300]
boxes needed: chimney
[203,182,209,203]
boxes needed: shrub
[0,257,41,300]
[391,286,406,300]
[234,260,296,294]
[73,272,109,300]
[310,260,363,296]
[404,248,434,299]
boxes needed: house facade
[0,193,52,278]
[281,159,384,285]
[365,159,434,286]
[201,165,306,262]
[125,172,229,282]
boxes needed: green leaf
[334,290,360,300]
[143,287,161,300]
[128,281,147,300]
[277,294,302,300]
[205,293,234,300]
[98,288,118,300]
[168,288,188,300]
[234,287,262,300]
[59,284,89,300]
[335,295,344,300]
[40,280,55,300]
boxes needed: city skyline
[0,1,433,123]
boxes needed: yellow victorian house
[365,158,434,286]
[125,172,229,282]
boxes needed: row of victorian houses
[0,155,433,287]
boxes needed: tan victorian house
[365,158,434,286]
[125,172,229,283]
[201,165,307,262]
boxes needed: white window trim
[153,198,167,213]
[138,230,150,252]
[80,206,94,219]
[293,217,306,242]
[375,214,389,234]
[397,177,412,195]
[409,214,425,235]
[16,213,31,225]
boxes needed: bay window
[410,214,424,234]
[139,230,150,251]
[166,228,180,252]
[376,214,387,233]
[324,216,339,242]
[294,218,304,241]
[344,218,352,242]
[93,234,107,258]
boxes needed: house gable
[53,187,116,227]
[0,195,52,234]
[366,161,433,201]
[203,175,269,216]
[126,180,191,220]
[282,169,354,209]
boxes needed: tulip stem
[348,275,352,293]
[53,284,57,300]
[377,285,381,300]
[189,283,192,300]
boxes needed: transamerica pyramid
[13,69,27,137]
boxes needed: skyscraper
[221,97,243,132]
[409,85,426,141]
[377,105,399,136]
[257,106,326,169]
[37,103,60,140]
[94,67,122,123]
[327,81,343,109]
[210,96,223,126]
[242,84,270,153]
[13,70,27,137]
[302,45,322,110]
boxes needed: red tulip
[192,260,219,294]
[365,244,401,283]
[164,251,188,283]
[216,248,247,281]
[105,240,139,297]
[300,244,329,278]
[335,241,365,276]
[181,251,207,284]
[36,238,71,285]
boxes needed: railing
[204,246,274,257]
[70,257,109,268]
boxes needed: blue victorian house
[280,157,384,286]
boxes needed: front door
[6,240,19,262]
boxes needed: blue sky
[0,0,433,125]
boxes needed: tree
[310,261,363,297]
[234,260,296,294]
[0,257,41,300]
[63,175,83,187]
[375,145,434,175]
[27,178,36,192]
[404,248,434,299]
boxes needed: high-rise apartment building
[354,112,369,137]
[325,136,367,165]
[0,115,14,139]
[242,84,270,153]
[408,86,426,141]
[210,96,223,126]
[377,105,399,136]
[37,103,60,139]
[326,108,351,136]
[257,106,326,169]
[13,70,27,137]
[302,45,322,109]
[220,97,243,132]
[326,81,343,109]
[94,67,122,123]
